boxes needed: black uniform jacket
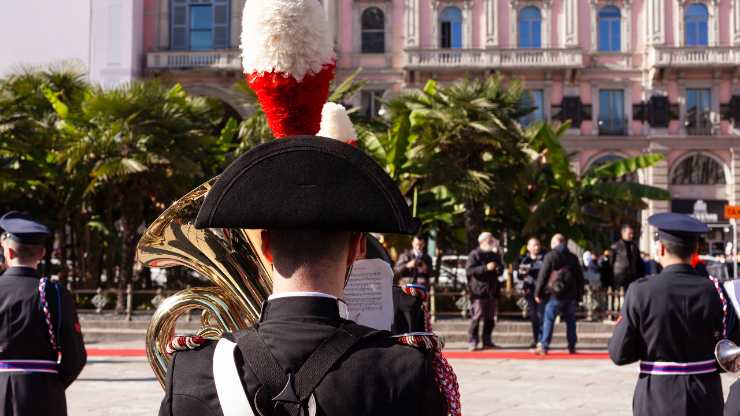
[158,296,447,416]
[608,264,740,416]
[391,286,427,334]
[0,266,87,416]
[465,248,502,299]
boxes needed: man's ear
[346,233,366,267]
[260,230,273,264]
[7,247,17,261]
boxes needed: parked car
[434,254,468,288]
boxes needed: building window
[520,90,545,127]
[598,6,621,52]
[361,7,385,54]
[518,6,542,49]
[685,3,709,46]
[686,88,712,135]
[439,6,463,49]
[598,89,627,135]
[671,154,726,185]
[361,90,385,120]
[171,0,230,51]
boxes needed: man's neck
[8,262,38,269]
[660,257,690,268]
[271,270,345,299]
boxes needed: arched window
[598,6,621,52]
[685,3,709,46]
[439,6,463,49]
[361,7,385,54]
[519,6,542,48]
[671,154,726,185]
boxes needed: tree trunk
[116,185,143,314]
[464,198,484,251]
[57,225,68,286]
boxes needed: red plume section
[247,63,336,138]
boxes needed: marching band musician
[157,1,459,415]
[0,212,87,416]
[609,213,740,415]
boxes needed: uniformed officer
[0,212,87,416]
[157,137,457,416]
[609,212,739,416]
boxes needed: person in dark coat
[609,213,740,416]
[534,234,584,354]
[0,212,87,416]
[465,232,503,351]
[394,235,434,287]
[157,138,458,415]
[517,237,546,348]
[610,224,645,291]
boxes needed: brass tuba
[715,339,740,373]
[136,179,272,387]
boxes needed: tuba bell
[136,178,272,387]
[715,339,740,373]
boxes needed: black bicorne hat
[195,136,420,235]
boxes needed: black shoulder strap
[239,322,382,414]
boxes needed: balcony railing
[147,50,241,70]
[405,48,583,69]
[597,118,629,136]
[652,46,740,67]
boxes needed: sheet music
[343,259,393,330]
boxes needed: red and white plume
[317,102,358,146]
[241,0,336,138]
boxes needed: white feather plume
[317,102,357,143]
[241,0,335,81]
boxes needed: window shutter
[213,0,230,49]
[648,96,670,128]
[171,0,188,50]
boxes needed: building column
[623,0,632,51]
[644,150,670,253]
[485,0,498,47]
[462,0,473,48]
[431,1,440,48]
[231,0,246,49]
[563,0,578,47]
[647,0,665,45]
[157,0,169,49]
[405,0,421,48]
[734,0,740,44]
[732,148,740,205]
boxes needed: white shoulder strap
[213,338,255,416]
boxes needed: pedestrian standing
[465,232,503,351]
[0,212,87,416]
[517,237,545,348]
[609,213,739,416]
[394,235,434,287]
[610,224,644,291]
[534,234,584,355]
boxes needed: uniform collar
[661,263,697,275]
[260,292,349,322]
[1,266,40,278]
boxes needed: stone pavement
[68,345,739,415]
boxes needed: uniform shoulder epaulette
[393,332,444,353]
[400,284,428,301]
[165,335,211,355]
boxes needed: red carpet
[442,350,609,360]
[86,348,609,360]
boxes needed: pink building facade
[142,0,740,252]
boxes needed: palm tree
[519,122,669,251]
[57,81,225,311]
[0,64,90,280]
[384,77,531,250]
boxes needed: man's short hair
[4,240,44,263]
[478,232,493,244]
[413,234,427,242]
[661,239,695,260]
[621,224,634,232]
[551,233,566,246]
[268,230,353,276]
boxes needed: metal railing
[597,118,629,136]
[652,46,740,67]
[405,48,584,69]
[428,285,625,323]
[147,50,241,70]
[70,285,185,321]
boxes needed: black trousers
[468,298,496,345]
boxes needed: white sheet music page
[724,279,740,318]
[343,259,393,331]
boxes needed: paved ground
[68,344,738,415]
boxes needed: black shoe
[482,342,498,349]
[528,341,537,349]
[568,346,576,354]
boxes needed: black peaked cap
[195,136,420,234]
